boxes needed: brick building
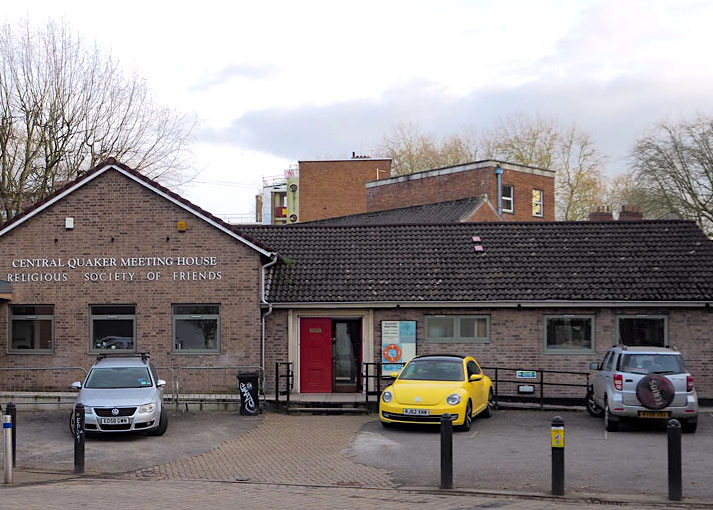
[366,160,555,221]
[257,157,392,225]
[1,160,712,405]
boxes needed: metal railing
[481,366,590,408]
[0,365,266,409]
[363,362,405,409]
[171,365,263,409]
[274,362,294,413]
[0,367,88,406]
[362,363,590,410]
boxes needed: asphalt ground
[351,408,713,500]
[7,409,261,474]
[1,407,712,505]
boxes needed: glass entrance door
[333,319,361,393]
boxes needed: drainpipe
[261,254,279,375]
[494,164,503,215]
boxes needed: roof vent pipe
[494,164,503,215]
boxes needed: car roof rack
[96,352,150,364]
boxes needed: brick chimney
[588,206,613,221]
[619,205,643,221]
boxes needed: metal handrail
[0,367,89,405]
[363,362,405,408]
[274,362,293,413]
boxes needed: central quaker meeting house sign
[7,255,221,283]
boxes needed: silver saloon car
[71,353,168,435]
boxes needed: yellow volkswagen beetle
[379,354,494,431]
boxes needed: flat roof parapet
[366,160,555,188]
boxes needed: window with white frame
[532,189,544,217]
[502,185,514,213]
[90,305,136,352]
[173,304,220,353]
[425,315,490,342]
[9,305,54,353]
[617,316,667,347]
[545,315,594,353]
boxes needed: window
[9,305,54,353]
[173,304,220,353]
[425,315,490,342]
[617,316,667,346]
[90,305,136,352]
[532,189,544,217]
[501,185,514,213]
[545,315,594,353]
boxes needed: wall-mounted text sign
[6,255,221,284]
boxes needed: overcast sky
[5,1,713,219]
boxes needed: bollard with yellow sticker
[551,416,565,495]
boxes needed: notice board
[381,320,417,373]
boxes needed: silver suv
[587,346,698,433]
[71,353,168,435]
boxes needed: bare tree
[377,123,481,175]
[377,115,608,220]
[0,20,195,220]
[630,116,713,234]
[482,115,607,220]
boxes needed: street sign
[516,370,537,379]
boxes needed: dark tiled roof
[239,220,713,304]
[304,196,491,226]
[0,159,272,254]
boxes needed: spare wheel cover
[636,375,675,410]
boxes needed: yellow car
[379,354,494,431]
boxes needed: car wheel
[459,401,473,431]
[481,389,495,419]
[681,419,697,434]
[68,410,76,435]
[147,406,168,436]
[604,401,619,432]
[586,388,604,418]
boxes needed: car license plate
[100,417,130,425]
[638,411,670,419]
[403,408,429,416]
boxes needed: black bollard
[668,419,682,501]
[73,403,85,474]
[551,416,565,496]
[6,402,16,468]
[440,413,453,489]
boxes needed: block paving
[128,413,396,487]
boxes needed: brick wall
[0,169,264,391]
[496,169,555,221]
[298,159,392,222]
[367,164,556,221]
[371,307,713,399]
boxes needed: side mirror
[589,362,600,371]
[388,372,399,378]
[71,381,82,390]
[469,374,483,382]
[157,379,167,387]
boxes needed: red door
[300,318,332,393]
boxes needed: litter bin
[237,371,261,415]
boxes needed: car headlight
[382,390,393,403]
[83,406,93,414]
[138,403,156,413]
[446,393,462,405]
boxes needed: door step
[285,406,368,415]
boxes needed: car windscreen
[619,354,686,375]
[399,360,464,381]
[84,367,153,389]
